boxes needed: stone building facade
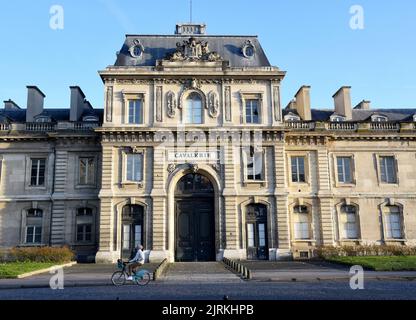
[1,24,416,263]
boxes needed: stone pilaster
[149,146,168,262]
[222,145,243,259]
[50,150,67,246]
[317,148,335,245]
[96,145,116,263]
[274,142,291,259]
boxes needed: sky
[0,0,415,110]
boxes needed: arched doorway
[175,173,215,262]
[246,204,269,260]
[121,205,144,260]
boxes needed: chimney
[4,99,21,110]
[84,100,93,110]
[175,23,206,35]
[294,86,312,121]
[333,86,352,120]
[26,86,45,122]
[354,100,371,110]
[70,86,86,121]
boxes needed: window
[128,99,143,124]
[372,115,388,122]
[245,99,260,124]
[185,93,203,124]
[291,156,306,183]
[76,208,93,242]
[380,156,397,184]
[79,157,95,185]
[25,209,43,244]
[341,205,359,239]
[331,115,346,122]
[34,116,51,123]
[247,223,255,247]
[126,153,143,182]
[243,147,263,181]
[337,157,353,184]
[385,206,402,239]
[30,158,46,186]
[123,224,130,250]
[294,206,310,240]
[284,113,301,122]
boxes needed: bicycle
[111,259,152,286]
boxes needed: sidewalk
[0,263,159,290]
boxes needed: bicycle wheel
[111,271,126,286]
[134,271,151,286]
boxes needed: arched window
[76,208,94,243]
[384,206,403,239]
[185,92,203,124]
[293,205,311,240]
[26,209,43,244]
[340,205,359,239]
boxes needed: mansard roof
[0,109,103,123]
[283,108,416,122]
[114,35,271,68]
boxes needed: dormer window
[330,115,346,122]
[34,116,52,123]
[371,115,388,122]
[83,116,99,122]
[413,114,416,122]
[284,113,301,122]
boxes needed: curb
[17,262,77,279]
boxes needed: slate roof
[283,108,416,122]
[0,109,104,123]
[114,35,271,68]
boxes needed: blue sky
[0,0,415,110]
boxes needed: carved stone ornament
[190,163,199,173]
[242,40,256,59]
[167,164,176,173]
[211,163,220,172]
[129,39,145,59]
[207,91,220,118]
[166,37,223,62]
[166,91,177,118]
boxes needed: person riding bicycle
[127,244,145,281]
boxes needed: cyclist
[127,244,145,280]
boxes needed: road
[1,279,416,300]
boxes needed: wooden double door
[175,199,215,262]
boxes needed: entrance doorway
[175,173,215,262]
[121,205,144,260]
[246,204,269,260]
